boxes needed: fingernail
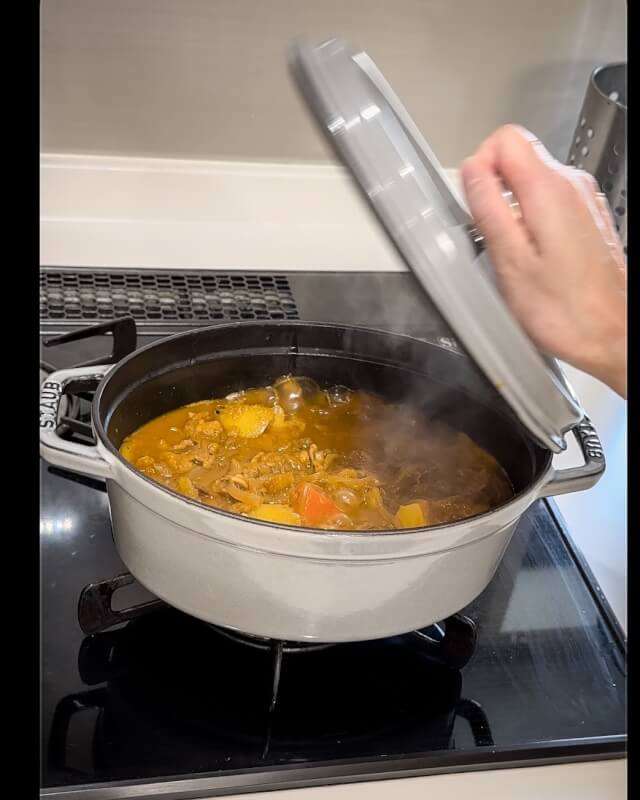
[510,124,538,144]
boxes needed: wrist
[582,322,627,398]
[598,360,627,399]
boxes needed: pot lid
[289,37,583,453]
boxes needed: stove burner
[208,628,335,713]
[78,572,478,713]
[210,625,334,654]
[62,603,493,772]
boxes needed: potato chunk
[395,502,429,529]
[218,405,274,438]
[250,504,301,525]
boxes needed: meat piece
[171,438,195,453]
[265,472,295,493]
[162,452,194,475]
[184,412,224,440]
[188,463,229,494]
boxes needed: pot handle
[537,417,605,498]
[40,365,113,480]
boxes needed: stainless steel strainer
[567,63,627,251]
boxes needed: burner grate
[77,572,478,715]
[210,625,334,654]
[40,269,300,324]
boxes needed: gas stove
[40,267,626,799]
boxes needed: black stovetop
[40,269,626,799]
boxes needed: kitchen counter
[209,760,627,800]
[40,153,627,798]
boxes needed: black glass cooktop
[40,270,626,799]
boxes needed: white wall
[40,0,627,167]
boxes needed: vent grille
[40,269,299,324]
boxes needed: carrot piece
[292,482,343,526]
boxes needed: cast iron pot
[39,322,604,642]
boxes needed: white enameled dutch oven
[39,321,604,643]
[39,39,605,642]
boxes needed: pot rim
[92,320,551,544]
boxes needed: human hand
[461,125,627,398]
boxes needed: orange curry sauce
[120,376,513,530]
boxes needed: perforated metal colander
[567,63,627,252]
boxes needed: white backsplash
[40,0,626,167]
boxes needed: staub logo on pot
[40,381,62,429]
[576,419,604,460]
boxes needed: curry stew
[119,376,514,530]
